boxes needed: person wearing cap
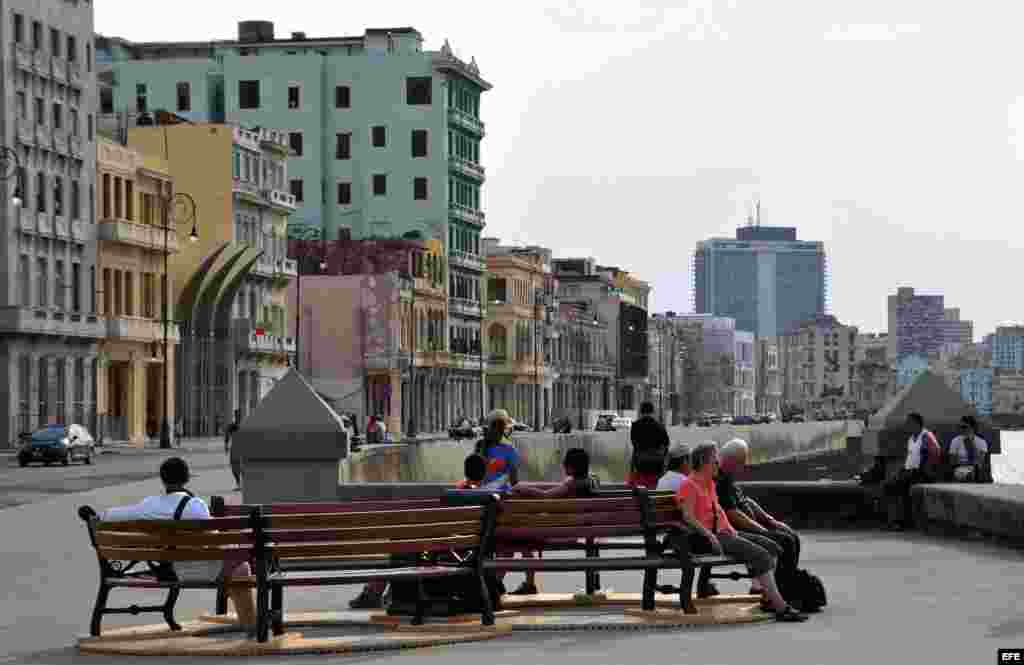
[656,443,693,492]
[628,401,670,488]
[101,457,258,634]
[475,409,520,491]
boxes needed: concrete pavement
[3,462,1024,663]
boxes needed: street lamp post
[158,192,198,449]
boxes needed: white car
[612,417,633,430]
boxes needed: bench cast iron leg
[256,584,270,643]
[478,573,495,626]
[271,585,284,636]
[696,566,712,597]
[90,584,111,637]
[412,579,426,626]
[162,586,182,631]
[585,540,601,594]
[680,566,697,614]
[214,584,228,615]
[641,568,656,611]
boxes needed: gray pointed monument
[234,368,350,503]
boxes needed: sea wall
[340,421,853,484]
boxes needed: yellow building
[95,139,179,444]
[484,240,553,428]
[126,122,296,435]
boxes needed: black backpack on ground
[386,551,504,617]
[779,568,827,613]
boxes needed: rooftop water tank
[238,21,274,43]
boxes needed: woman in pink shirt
[675,443,807,622]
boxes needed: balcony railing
[97,219,179,253]
[51,129,68,154]
[448,155,486,182]
[258,128,289,152]
[447,107,486,137]
[449,202,485,227]
[232,177,261,199]
[67,62,82,88]
[34,124,49,145]
[448,249,485,271]
[106,317,177,342]
[50,55,67,83]
[265,189,297,211]
[232,126,260,151]
[33,49,47,72]
[17,122,34,146]
[13,44,32,71]
[54,216,69,238]
[448,297,482,316]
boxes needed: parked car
[696,413,713,427]
[510,419,532,432]
[448,418,480,440]
[732,415,756,426]
[594,414,616,432]
[790,413,806,423]
[551,415,573,434]
[721,414,734,425]
[612,416,633,430]
[18,424,95,467]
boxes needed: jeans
[716,532,778,578]
[883,468,930,525]
[741,523,800,579]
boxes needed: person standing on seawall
[224,413,241,491]
[628,401,670,488]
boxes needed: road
[0,442,230,510]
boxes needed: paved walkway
[3,465,1024,663]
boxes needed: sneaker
[349,589,385,609]
[509,582,538,596]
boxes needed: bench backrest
[87,515,257,567]
[494,496,647,541]
[260,504,495,561]
[211,497,443,518]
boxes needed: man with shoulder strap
[883,412,940,529]
[102,457,257,634]
[628,401,670,488]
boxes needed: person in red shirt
[675,443,806,622]
[455,454,487,489]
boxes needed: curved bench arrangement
[79,490,752,644]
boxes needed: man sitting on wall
[716,438,802,594]
[883,412,942,529]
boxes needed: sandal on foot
[775,605,808,622]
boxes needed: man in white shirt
[102,457,257,633]
[883,412,938,529]
[656,443,692,492]
[948,415,989,481]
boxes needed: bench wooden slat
[266,521,482,543]
[268,534,479,558]
[95,531,256,547]
[264,507,483,529]
[496,525,649,541]
[98,545,255,561]
[218,499,444,517]
[269,565,472,587]
[485,556,687,572]
[500,498,638,514]
[497,510,644,528]
[96,517,251,532]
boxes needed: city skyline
[95,1,1024,338]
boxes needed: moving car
[594,414,616,431]
[612,416,633,430]
[18,424,95,467]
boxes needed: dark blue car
[18,424,95,467]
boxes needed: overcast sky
[97,0,1024,339]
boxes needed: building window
[89,266,95,313]
[70,108,79,135]
[124,272,134,316]
[52,102,62,129]
[50,28,60,57]
[335,132,351,160]
[372,174,387,196]
[335,85,350,108]
[287,84,300,109]
[71,263,81,312]
[371,125,386,148]
[88,113,93,140]
[31,21,41,51]
[53,176,63,216]
[337,182,351,205]
[101,173,111,219]
[34,97,44,125]
[289,131,303,157]
[290,179,304,203]
[125,180,133,220]
[54,260,65,310]
[66,34,76,62]
[136,83,147,113]
[13,13,23,44]
[36,172,45,213]
[19,255,30,306]
[414,177,428,201]
[86,43,91,72]
[176,81,191,112]
[239,80,260,109]
[411,129,428,158]
[113,270,122,316]
[16,92,26,120]
[37,258,47,307]
[406,77,432,105]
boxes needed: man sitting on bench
[101,457,258,634]
[675,443,807,622]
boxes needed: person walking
[224,414,241,490]
[628,401,670,488]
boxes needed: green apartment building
[95,22,492,419]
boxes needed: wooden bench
[77,505,259,637]
[253,501,500,641]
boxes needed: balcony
[51,129,68,154]
[447,107,486,137]
[37,215,52,235]
[18,212,35,233]
[68,134,83,158]
[54,216,69,238]
[106,317,176,342]
[264,189,297,212]
[448,249,486,272]
[34,124,49,145]
[232,177,262,203]
[98,218,180,253]
[232,126,260,151]
[32,49,47,72]
[68,62,82,88]
[258,128,289,154]
[71,219,89,242]
[0,306,104,338]
[50,55,67,83]
[448,297,482,318]
[448,155,486,182]
[17,122,34,146]
[279,258,298,277]
[449,203,485,228]
[13,43,32,71]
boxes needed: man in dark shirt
[716,438,801,587]
[628,401,670,488]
